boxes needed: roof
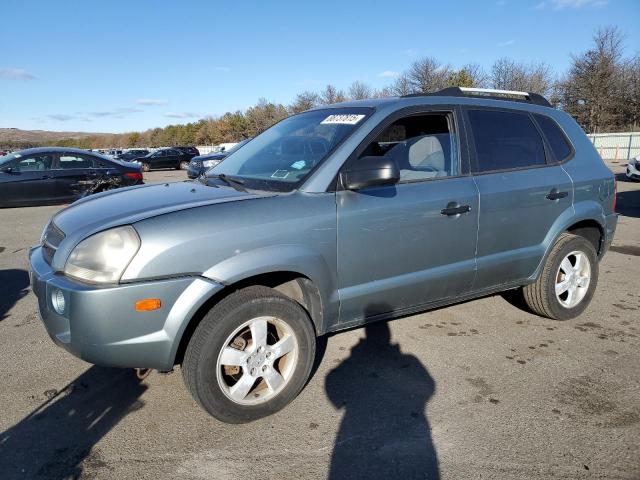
[313,87,555,114]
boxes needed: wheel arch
[172,270,326,367]
[530,202,606,282]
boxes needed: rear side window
[534,114,572,162]
[468,110,546,173]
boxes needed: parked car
[116,149,150,162]
[107,149,123,158]
[132,148,192,171]
[626,154,640,181]
[173,146,200,165]
[0,147,143,207]
[187,139,251,179]
[29,87,617,423]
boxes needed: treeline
[11,26,639,150]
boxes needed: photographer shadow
[325,305,439,480]
[0,366,147,479]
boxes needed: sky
[1,0,638,133]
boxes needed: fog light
[52,288,66,315]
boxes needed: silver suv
[30,88,617,423]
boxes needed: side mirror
[340,156,400,190]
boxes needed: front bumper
[626,161,640,179]
[29,245,222,370]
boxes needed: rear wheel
[182,286,316,423]
[523,233,598,320]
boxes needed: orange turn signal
[135,298,161,312]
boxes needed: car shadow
[0,366,147,479]
[616,190,640,218]
[325,304,439,480]
[0,269,30,322]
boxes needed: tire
[523,233,599,320]
[179,160,190,170]
[182,286,316,423]
[141,162,150,172]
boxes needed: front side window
[534,114,572,162]
[358,113,458,181]
[468,109,546,173]
[10,153,54,171]
[207,107,372,191]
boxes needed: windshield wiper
[208,173,247,192]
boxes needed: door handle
[546,189,568,201]
[441,203,471,216]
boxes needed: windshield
[206,107,372,191]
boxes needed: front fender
[202,244,338,330]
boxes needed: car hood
[51,182,269,260]
[192,153,226,162]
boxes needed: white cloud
[136,98,168,106]
[46,114,76,121]
[86,107,143,118]
[534,1,546,9]
[0,68,35,80]
[164,112,200,119]
[498,39,516,47]
[551,0,607,9]
[378,70,400,78]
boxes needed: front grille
[42,222,65,265]
[191,161,202,168]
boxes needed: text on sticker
[320,114,366,125]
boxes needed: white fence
[587,132,640,162]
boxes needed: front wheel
[141,162,151,172]
[523,233,598,320]
[182,286,316,423]
[178,160,189,170]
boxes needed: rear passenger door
[464,108,574,291]
[52,153,94,201]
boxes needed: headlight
[64,226,140,284]
[202,159,221,168]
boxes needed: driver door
[0,153,56,206]
[336,109,479,323]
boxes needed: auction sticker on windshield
[320,114,366,125]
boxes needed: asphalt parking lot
[0,164,638,480]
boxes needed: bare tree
[620,55,640,129]
[320,84,347,105]
[348,81,372,100]
[288,91,320,114]
[407,57,452,93]
[390,73,414,96]
[447,64,488,88]
[559,26,626,132]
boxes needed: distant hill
[0,128,106,147]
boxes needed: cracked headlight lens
[64,226,140,284]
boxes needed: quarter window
[358,113,458,181]
[468,110,546,173]
[534,114,572,162]
[58,155,95,169]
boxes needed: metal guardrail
[587,132,640,162]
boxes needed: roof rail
[403,86,552,107]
